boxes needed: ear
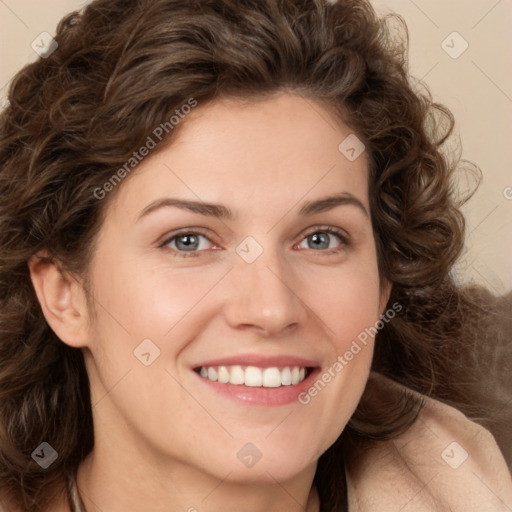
[378,278,393,316]
[28,251,91,348]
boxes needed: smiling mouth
[194,365,314,388]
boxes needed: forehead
[109,93,370,220]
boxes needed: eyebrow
[137,192,369,221]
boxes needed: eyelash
[159,226,350,258]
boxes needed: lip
[192,353,322,407]
[192,354,320,369]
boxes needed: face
[75,94,389,484]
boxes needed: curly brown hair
[0,0,503,510]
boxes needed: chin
[202,441,319,484]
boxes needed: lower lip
[193,368,321,406]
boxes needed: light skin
[29,93,391,512]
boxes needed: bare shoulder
[346,373,512,512]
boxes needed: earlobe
[379,279,393,315]
[28,252,90,348]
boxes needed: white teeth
[207,367,217,381]
[197,365,309,387]
[291,367,300,385]
[217,366,230,383]
[230,365,244,385]
[280,367,292,385]
[263,368,282,388]
[245,366,262,387]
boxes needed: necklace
[67,474,323,512]
[67,474,86,512]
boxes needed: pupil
[178,234,198,251]
[310,233,328,249]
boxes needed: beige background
[1,0,511,294]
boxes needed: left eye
[297,230,345,251]
[165,233,213,252]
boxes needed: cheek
[89,253,227,343]
[333,281,382,351]
[307,254,383,345]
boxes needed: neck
[75,446,320,512]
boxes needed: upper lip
[192,354,320,369]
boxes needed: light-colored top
[345,373,512,511]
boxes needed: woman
[0,0,510,511]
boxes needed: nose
[222,246,307,337]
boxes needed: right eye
[161,230,216,257]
